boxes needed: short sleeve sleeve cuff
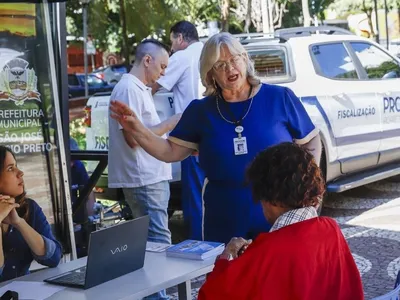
[284,87,318,143]
[157,77,173,92]
[168,99,202,149]
[168,136,199,151]
[293,127,319,145]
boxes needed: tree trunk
[366,10,375,38]
[221,0,230,32]
[119,0,130,64]
[261,0,270,33]
[301,0,312,27]
[244,0,252,33]
[398,8,400,33]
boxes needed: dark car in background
[68,73,114,99]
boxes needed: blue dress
[169,84,318,244]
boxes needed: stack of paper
[166,240,225,260]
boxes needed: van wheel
[318,146,327,216]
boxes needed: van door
[153,92,181,182]
[347,41,400,165]
[310,42,381,174]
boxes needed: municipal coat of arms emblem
[0,58,41,105]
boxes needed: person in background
[69,137,96,257]
[69,137,96,220]
[198,143,364,300]
[152,20,205,240]
[0,146,62,281]
[108,39,181,300]
[110,32,321,244]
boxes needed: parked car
[83,26,400,213]
[92,64,130,85]
[68,73,114,99]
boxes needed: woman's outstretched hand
[109,100,143,134]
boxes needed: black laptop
[45,215,149,289]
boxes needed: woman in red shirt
[199,142,364,300]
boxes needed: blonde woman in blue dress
[110,32,321,244]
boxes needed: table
[1,251,215,300]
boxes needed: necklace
[216,86,254,138]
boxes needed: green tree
[66,0,119,51]
[330,0,397,37]
[165,0,221,23]
[67,0,242,61]
[67,0,180,61]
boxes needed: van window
[248,49,290,81]
[350,42,400,79]
[311,43,358,79]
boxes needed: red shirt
[199,217,364,300]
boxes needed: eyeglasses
[212,54,244,72]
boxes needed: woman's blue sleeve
[284,88,319,144]
[31,201,62,267]
[168,99,202,150]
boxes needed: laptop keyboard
[51,266,87,285]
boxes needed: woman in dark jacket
[0,146,62,281]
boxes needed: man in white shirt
[108,39,179,300]
[152,21,205,241]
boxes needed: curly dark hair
[246,142,325,209]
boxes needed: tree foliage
[66,0,221,55]
[330,0,398,36]
[66,0,336,61]
[331,0,397,16]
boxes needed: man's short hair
[170,21,199,42]
[246,142,325,209]
[134,39,169,65]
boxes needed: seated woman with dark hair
[199,143,364,300]
[0,146,62,281]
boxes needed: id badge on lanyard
[233,136,248,155]
[233,125,247,155]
